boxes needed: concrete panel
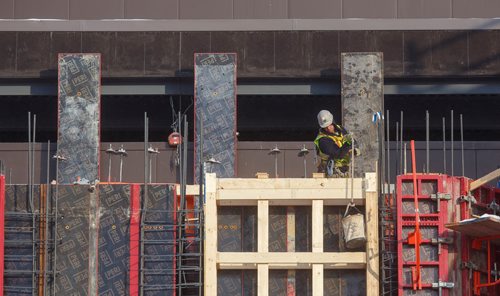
[0,0,13,18]
[403,31,433,76]
[275,31,311,76]
[371,31,404,77]
[234,0,288,19]
[242,31,275,77]
[310,31,339,77]
[144,32,180,76]
[211,32,246,73]
[69,0,123,20]
[49,32,82,70]
[124,0,178,19]
[179,32,211,75]
[397,0,451,18]
[430,31,468,75]
[14,0,68,19]
[0,32,16,76]
[109,32,145,76]
[342,0,396,18]
[289,0,341,19]
[179,0,232,19]
[16,32,51,76]
[82,32,115,75]
[339,31,376,53]
[468,31,500,75]
[341,53,384,177]
[453,0,500,18]
[341,31,403,77]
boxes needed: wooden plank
[312,200,324,253]
[312,264,323,296]
[365,190,379,296]
[258,200,269,253]
[175,184,200,196]
[258,264,269,296]
[446,215,500,243]
[204,174,218,296]
[218,178,364,189]
[217,198,365,206]
[217,252,366,268]
[218,188,364,202]
[470,168,500,191]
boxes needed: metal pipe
[396,121,399,176]
[53,153,60,296]
[386,110,390,192]
[140,113,148,296]
[400,111,404,176]
[451,110,454,177]
[404,142,407,174]
[28,112,31,203]
[177,112,183,296]
[198,116,204,296]
[31,113,36,296]
[426,110,429,174]
[44,140,50,296]
[443,117,446,174]
[460,114,465,177]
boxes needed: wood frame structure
[204,173,379,296]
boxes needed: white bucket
[342,204,366,249]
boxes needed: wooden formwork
[203,173,379,296]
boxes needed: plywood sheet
[446,215,500,244]
[98,184,130,295]
[194,53,237,180]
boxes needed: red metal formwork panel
[457,178,500,296]
[397,174,456,296]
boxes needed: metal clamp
[462,261,479,280]
[430,193,451,212]
[458,195,477,205]
[431,236,453,255]
[430,237,453,245]
[432,281,454,296]
[488,200,500,215]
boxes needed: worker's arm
[318,137,351,159]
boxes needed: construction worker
[314,110,358,177]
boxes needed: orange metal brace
[407,140,422,290]
[472,235,500,295]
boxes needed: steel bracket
[431,237,453,245]
[462,261,479,280]
[430,193,451,212]
[488,200,500,215]
[459,195,477,205]
[432,281,454,289]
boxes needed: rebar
[426,110,429,174]
[443,117,446,174]
[460,114,465,177]
[451,110,454,177]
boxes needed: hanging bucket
[342,203,366,249]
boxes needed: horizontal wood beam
[217,252,366,269]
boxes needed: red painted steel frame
[397,174,450,295]
[0,175,4,296]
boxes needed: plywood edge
[217,252,366,268]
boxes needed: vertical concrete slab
[194,53,237,180]
[57,53,101,184]
[341,52,384,177]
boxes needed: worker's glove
[353,148,361,156]
[344,133,353,143]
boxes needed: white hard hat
[317,110,334,128]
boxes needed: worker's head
[317,110,335,129]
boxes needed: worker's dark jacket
[313,125,352,172]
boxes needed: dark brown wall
[0,30,499,78]
[2,0,500,19]
[0,141,498,184]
